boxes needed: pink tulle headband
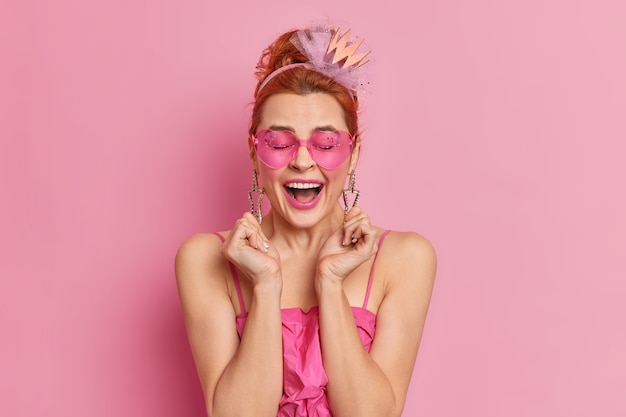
[257,26,371,97]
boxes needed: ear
[248,135,258,164]
[348,136,361,172]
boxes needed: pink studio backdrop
[1,1,624,416]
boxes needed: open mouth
[284,182,322,203]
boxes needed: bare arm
[175,215,284,417]
[317,222,436,417]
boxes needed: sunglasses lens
[255,130,297,168]
[309,131,352,169]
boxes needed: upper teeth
[286,182,321,189]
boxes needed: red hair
[249,29,360,142]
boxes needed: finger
[231,217,260,247]
[240,212,271,252]
[255,234,270,252]
[342,213,371,245]
[242,211,260,224]
[343,210,369,228]
[343,222,369,245]
[344,205,362,222]
[346,224,364,244]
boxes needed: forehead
[259,93,348,132]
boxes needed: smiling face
[254,92,359,228]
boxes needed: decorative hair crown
[257,26,371,97]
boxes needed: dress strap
[362,230,391,309]
[214,232,246,314]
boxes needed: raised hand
[316,206,378,283]
[220,212,282,285]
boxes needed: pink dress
[216,230,390,417]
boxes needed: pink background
[1,1,624,416]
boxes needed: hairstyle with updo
[248,29,361,145]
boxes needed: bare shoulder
[380,230,437,273]
[376,229,437,296]
[175,232,224,264]
[174,231,233,299]
[175,233,222,276]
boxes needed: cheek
[326,168,346,182]
[255,165,282,189]
[323,164,351,189]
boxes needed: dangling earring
[248,169,265,224]
[342,170,361,216]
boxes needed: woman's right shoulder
[174,231,232,286]
[176,231,230,254]
[175,231,242,350]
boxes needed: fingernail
[263,241,270,252]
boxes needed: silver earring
[342,170,360,216]
[248,169,265,224]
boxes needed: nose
[289,144,315,170]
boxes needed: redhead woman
[175,24,437,417]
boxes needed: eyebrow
[267,125,293,132]
[267,125,337,133]
[314,125,337,132]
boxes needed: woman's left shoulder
[375,228,437,285]
[378,229,436,262]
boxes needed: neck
[261,204,345,252]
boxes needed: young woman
[176,24,437,417]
